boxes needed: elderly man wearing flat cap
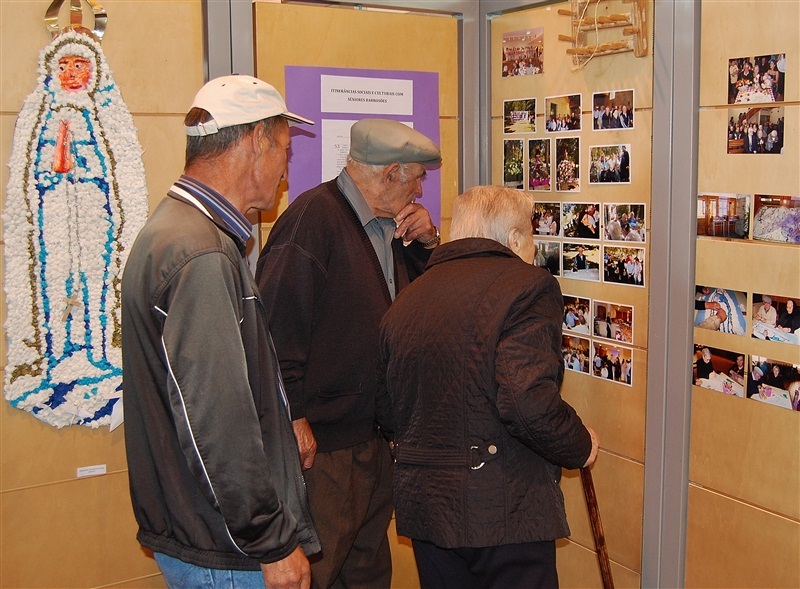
[122,75,320,589]
[256,118,442,588]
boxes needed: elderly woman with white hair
[378,185,598,588]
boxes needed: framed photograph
[562,334,591,374]
[591,341,633,386]
[562,242,600,282]
[588,144,631,184]
[603,203,646,242]
[728,53,786,105]
[726,106,784,154]
[751,293,800,346]
[502,28,544,77]
[504,98,537,133]
[533,240,561,276]
[562,202,600,240]
[555,136,580,192]
[692,344,746,397]
[696,193,750,239]
[503,139,524,189]
[752,194,800,244]
[602,245,645,287]
[563,295,591,334]
[593,300,634,344]
[694,285,747,335]
[532,201,560,237]
[747,356,800,411]
[592,89,634,130]
[544,94,581,132]
[528,138,551,191]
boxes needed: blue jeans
[154,552,265,589]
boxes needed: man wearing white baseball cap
[122,75,319,589]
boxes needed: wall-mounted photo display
[752,194,800,244]
[692,344,746,397]
[563,202,600,240]
[555,137,580,192]
[532,201,560,237]
[747,356,800,412]
[752,293,800,346]
[534,240,561,277]
[592,89,634,130]
[544,94,581,132]
[591,340,633,386]
[694,285,747,335]
[604,203,646,242]
[727,53,786,105]
[726,106,784,154]
[588,144,631,184]
[593,300,634,344]
[563,295,591,334]
[562,242,600,282]
[503,139,524,189]
[696,193,750,239]
[562,334,591,374]
[602,245,645,287]
[502,28,544,78]
[528,138,551,191]
[504,98,537,133]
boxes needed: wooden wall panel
[556,539,641,589]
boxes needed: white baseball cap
[185,75,313,136]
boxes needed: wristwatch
[419,226,440,248]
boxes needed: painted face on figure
[58,55,92,91]
[787,300,795,313]
[737,356,744,369]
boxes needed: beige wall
[0,1,202,586]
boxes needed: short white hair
[449,186,533,245]
[346,156,415,181]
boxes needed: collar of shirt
[337,169,386,228]
[171,175,253,246]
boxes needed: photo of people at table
[528,138,551,191]
[502,28,544,77]
[592,89,634,130]
[563,295,591,334]
[556,137,580,192]
[544,93,581,132]
[503,139,524,189]
[604,203,645,242]
[751,293,800,346]
[696,193,750,239]
[504,98,537,133]
[747,356,800,412]
[593,300,634,344]
[727,53,785,105]
[532,201,560,237]
[591,341,632,386]
[533,240,561,277]
[602,246,645,287]
[692,344,745,397]
[694,285,747,335]
[562,202,600,239]
[726,106,784,154]
[562,242,600,282]
[752,194,800,244]
[562,334,591,374]
[588,144,630,184]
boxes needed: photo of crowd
[592,89,634,130]
[751,293,800,346]
[504,98,536,133]
[532,201,560,237]
[528,138,551,191]
[694,285,747,335]
[563,295,591,334]
[556,137,580,191]
[545,94,581,132]
[752,194,800,244]
[748,356,800,412]
[604,203,645,242]
[592,341,633,386]
[728,53,786,105]
[502,28,544,77]
[503,139,524,189]
[692,344,745,397]
[593,300,634,344]
[533,240,561,276]
[562,335,591,374]
[726,106,784,154]
[603,246,644,287]
[563,242,600,282]
[696,193,749,239]
[588,144,630,184]
[562,202,600,240]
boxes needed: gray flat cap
[349,118,441,166]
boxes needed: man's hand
[394,202,436,244]
[261,546,310,589]
[582,427,600,468]
[292,418,317,470]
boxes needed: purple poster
[285,66,441,223]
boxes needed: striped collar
[170,175,252,244]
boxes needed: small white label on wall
[77,464,107,478]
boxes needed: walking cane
[580,466,614,589]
